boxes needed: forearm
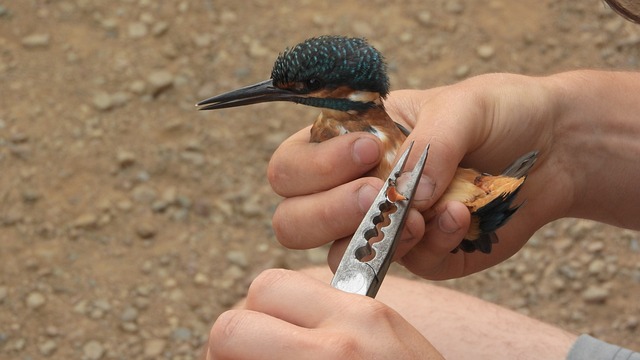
[548,70,640,229]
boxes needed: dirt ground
[1,0,639,359]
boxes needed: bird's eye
[305,78,323,91]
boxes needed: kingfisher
[197,35,537,254]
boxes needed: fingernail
[352,137,380,166]
[414,175,435,202]
[438,208,461,234]
[357,184,378,214]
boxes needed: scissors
[331,142,430,298]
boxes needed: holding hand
[206,269,444,360]
[269,71,640,279]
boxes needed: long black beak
[196,79,300,110]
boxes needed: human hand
[268,73,576,279]
[206,269,444,360]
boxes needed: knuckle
[267,160,291,196]
[271,203,301,248]
[208,310,244,356]
[247,269,291,299]
[323,333,362,359]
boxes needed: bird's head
[197,36,389,113]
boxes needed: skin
[206,70,640,359]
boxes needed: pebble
[586,241,605,253]
[26,291,46,309]
[172,327,192,341]
[416,11,432,26]
[454,64,470,78]
[92,92,113,111]
[476,44,495,59]
[582,285,609,304]
[129,80,146,94]
[147,70,174,96]
[131,185,157,203]
[22,33,51,48]
[588,259,606,275]
[135,222,157,239]
[193,272,209,286]
[116,149,136,168]
[83,340,105,360]
[445,0,465,14]
[143,339,166,357]
[38,339,57,356]
[151,21,169,37]
[128,22,148,38]
[120,306,139,322]
[226,250,248,268]
[73,213,98,229]
[0,286,7,303]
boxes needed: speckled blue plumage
[271,36,390,97]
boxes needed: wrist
[545,70,640,228]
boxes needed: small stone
[120,306,139,322]
[116,149,136,168]
[172,327,192,341]
[193,34,211,48]
[582,285,609,304]
[476,44,495,59]
[45,326,59,337]
[135,222,157,239]
[226,250,248,268]
[129,80,146,94]
[120,322,138,332]
[454,64,470,78]
[22,189,41,203]
[22,33,51,48]
[26,292,46,309]
[588,259,606,275]
[110,91,130,107]
[83,340,105,360]
[144,339,166,357]
[11,338,26,351]
[445,0,465,14]
[147,70,174,96]
[586,241,605,253]
[416,11,432,26]
[92,92,113,111]
[0,286,7,303]
[193,272,209,286]
[131,185,157,204]
[73,213,98,229]
[626,316,639,330]
[151,21,169,37]
[38,339,57,356]
[128,22,148,38]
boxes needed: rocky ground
[1,0,639,359]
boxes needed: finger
[399,201,471,280]
[385,89,484,212]
[272,177,383,249]
[268,127,383,197]
[243,269,353,328]
[209,309,316,360]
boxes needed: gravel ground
[1,1,639,359]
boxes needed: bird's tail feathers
[502,151,538,178]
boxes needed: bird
[196,35,537,254]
